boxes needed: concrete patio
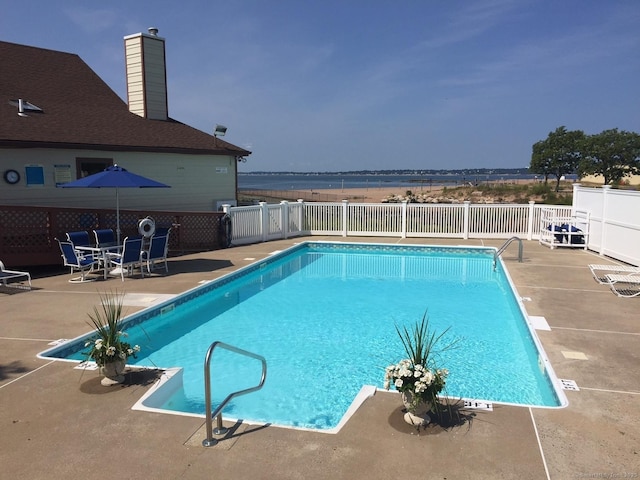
[1,237,638,479]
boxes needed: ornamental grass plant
[84,291,139,366]
[384,312,458,413]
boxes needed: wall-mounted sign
[25,165,45,186]
[54,164,72,186]
[215,167,228,174]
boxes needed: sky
[2,1,639,172]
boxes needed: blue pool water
[40,242,564,430]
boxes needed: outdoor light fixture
[214,124,227,137]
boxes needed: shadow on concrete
[388,400,476,436]
[79,368,164,394]
[166,258,234,274]
[0,360,30,381]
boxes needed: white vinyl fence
[225,200,561,243]
[572,184,640,266]
[224,185,639,267]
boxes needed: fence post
[280,201,289,239]
[297,199,305,234]
[463,201,471,240]
[401,201,408,239]
[342,200,349,237]
[599,185,612,255]
[260,202,268,242]
[527,201,535,241]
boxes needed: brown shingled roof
[0,41,250,156]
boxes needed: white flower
[119,352,127,360]
[133,345,141,352]
[394,379,403,388]
[421,370,434,385]
[106,346,116,356]
[127,348,134,355]
[94,339,103,350]
[384,380,390,390]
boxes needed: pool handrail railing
[202,341,268,447]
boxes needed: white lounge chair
[588,264,640,284]
[0,261,31,289]
[605,273,640,298]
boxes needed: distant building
[0,28,250,212]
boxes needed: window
[76,158,113,179]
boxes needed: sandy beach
[311,185,445,202]
[239,178,541,203]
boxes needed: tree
[530,126,584,192]
[578,129,640,185]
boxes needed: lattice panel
[0,209,52,252]
[55,211,99,239]
[0,205,225,266]
[178,214,221,249]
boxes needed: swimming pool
[39,241,567,431]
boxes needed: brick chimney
[124,27,168,120]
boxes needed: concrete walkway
[1,237,638,479]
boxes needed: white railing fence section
[225,200,559,244]
[223,186,639,267]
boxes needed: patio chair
[589,264,640,284]
[56,239,99,283]
[604,273,640,298]
[0,260,32,289]
[106,236,144,281]
[66,231,91,247]
[141,235,169,275]
[93,229,116,247]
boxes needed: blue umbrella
[59,164,170,244]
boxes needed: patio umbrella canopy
[59,164,170,244]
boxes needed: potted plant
[384,312,456,426]
[83,291,140,386]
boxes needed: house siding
[0,149,236,212]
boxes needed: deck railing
[223,200,573,245]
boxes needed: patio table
[75,244,122,280]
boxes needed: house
[0,28,251,213]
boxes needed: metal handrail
[202,341,267,447]
[493,236,523,270]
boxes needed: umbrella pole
[116,188,121,245]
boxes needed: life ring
[138,217,156,237]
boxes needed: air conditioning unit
[215,199,237,211]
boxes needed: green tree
[578,129,640,185]
[530,126,584,191]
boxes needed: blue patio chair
[154,226,172,237]
[93,229,116,247]
[66,231,91,247]
[141,235,169,275]
[56,238,99,283]
[107,236,144,281]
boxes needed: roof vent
[9,98,43,116]
[148,27,159,36]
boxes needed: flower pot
[99,359,126,386]
[401,391,432,426]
